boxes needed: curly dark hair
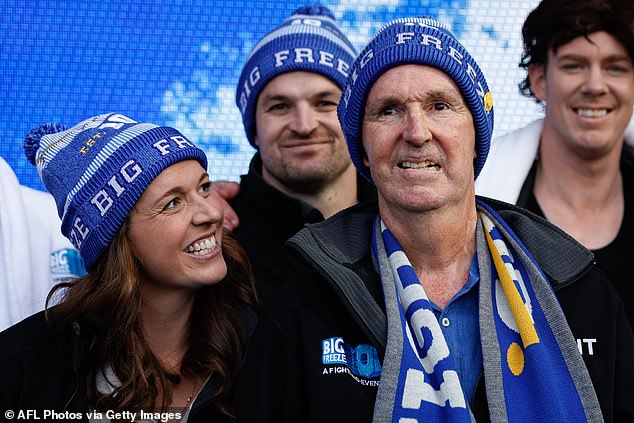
[519,0,634,102]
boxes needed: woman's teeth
[186,235,217,255]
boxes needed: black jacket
[230,153,375,308]
[237,199,634,422]
[0,311,239,422]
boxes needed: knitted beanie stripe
[247,23,356,63]
[338,17,494,182]
[242,31,355,88]
[288,12,337,25]
[24,113,208,270]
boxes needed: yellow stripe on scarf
[484,226,540,348]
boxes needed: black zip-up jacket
[237,198,634,423]
[0,309,254,422]
[231,153,376,308]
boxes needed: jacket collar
[293,197,594,290]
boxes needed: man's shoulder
[289,200,378,258]
[231,173,283,227]
[285,200,379,302]
[229,172,255,209]
[558,265,624,312]
[232,165,304,216]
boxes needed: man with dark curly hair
[477,0,634,327]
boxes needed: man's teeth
[186,236,217,255]
[576,108,608,118]
[399,161,438,169]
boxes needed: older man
[237,17,634,422]
[476,0,634,326]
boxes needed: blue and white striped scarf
[370,200,603,423]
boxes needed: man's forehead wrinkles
[367,88,462,105]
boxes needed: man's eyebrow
[259,94,290,104]
[364,96,400,117]
[261,88,341,103]
[424,89,464,102]
[365,95,401,109]
[312,89,341,98]
[556,52,631,62]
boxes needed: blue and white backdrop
[3,0,546,191]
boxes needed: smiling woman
[0,113,258,422]
[128,160,228,291]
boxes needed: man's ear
[362,150,370,168]
[528,63,547,102]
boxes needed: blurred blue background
[2,0,543,191]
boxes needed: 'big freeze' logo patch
[321,337,382,381]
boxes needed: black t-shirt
[517,146,634,328]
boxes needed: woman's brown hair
[46,220,257,416]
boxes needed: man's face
[362,64,476,214]
[254,71,352,193]
[529,31,634,158]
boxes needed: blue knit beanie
[24,113,208,270]
[236,3,357,147]
[338,17,494,182]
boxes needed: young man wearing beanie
[237,17,634,422]
[224,4,374,306]
[476,0,634,329]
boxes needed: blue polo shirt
[430,253,482,404]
